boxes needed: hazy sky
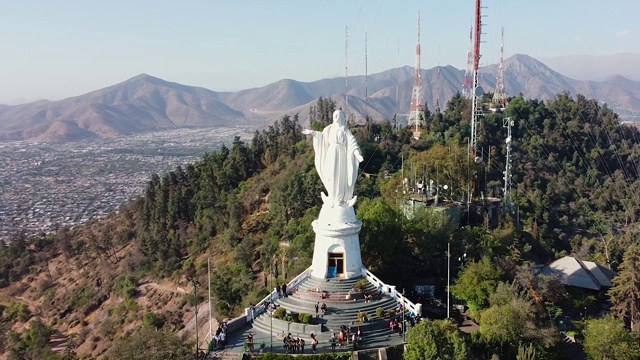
[1,0,639,103]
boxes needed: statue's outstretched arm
[354,148,364,163]
[302,129,317,136]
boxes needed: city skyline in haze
[1,0,639,104]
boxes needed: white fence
[362,268,423,317]
[247,267,312,320]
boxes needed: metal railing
[362,268,423,317]
[250,267,312,318]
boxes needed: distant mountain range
[539,53,640,82]
[1,54,640,142]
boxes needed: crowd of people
[208,321,228,351]
[281,333,306,353]
[274,283,288,299]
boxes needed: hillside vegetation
[1,94,640,359]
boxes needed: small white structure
[303,110,365,279]
[538,256,616,291]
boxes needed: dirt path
[49,331,68,355]
[138,282,187,295]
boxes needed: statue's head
[332,110,347,127]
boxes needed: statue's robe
[311,122,360,206]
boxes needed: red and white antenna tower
[492,27,507,110]
[462,24,473,99]
[470,0,483,162]
[407,11,424,138]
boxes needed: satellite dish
[474,156,483,164]
[506,136,512,144]
[474,86,484,97]
[443,185,449,190]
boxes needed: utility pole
[207,258,212,345]
[447,242,451,319]
[188,277,201,359]
[270,263,273,352]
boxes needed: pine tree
[609,244,640,334]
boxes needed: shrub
[357,311,369,323]
[113,274,139,299]
[3,302,31,322]
[142,312,165,330]
[300,313,313,324]
[354,279,369,292]
[376,307,385,319]
[284,315,294,322]
[273,307,287,319]
[69,286,96,311]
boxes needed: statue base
[309,202,364,279]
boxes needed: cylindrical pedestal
[309,203,364,279]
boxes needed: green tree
[9,318,60,360]
[3,302,31,323]
[609,244,640,334]
[211,265,251,315]
[356,197,406,273]
[141,312,165,330]
[583,316,640,360]
[450,257,503,312]
[404,320,469,360]
[479,282,558,358]
[105,328,192,360]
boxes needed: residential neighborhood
[0,127,250,242]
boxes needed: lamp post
[457,253,467,309]
[457,253,467,270]
[188,277,201,360]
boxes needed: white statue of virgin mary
[303,110,363,208]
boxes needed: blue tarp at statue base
[327,266,337,278]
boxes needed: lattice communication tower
[407,12,424,137]
[491,27,507,110]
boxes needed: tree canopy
[404,320,469,360]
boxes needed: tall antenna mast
[345,26,349,115]
[470,0,483,163]
[462,24,473,99]
[396,37,399,112]
[365,25,368,100]
[503,117,514,209]
[492,27,507,110]
[435,45,441,112]
[407,11,424,139]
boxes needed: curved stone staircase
[223,275,407,355]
